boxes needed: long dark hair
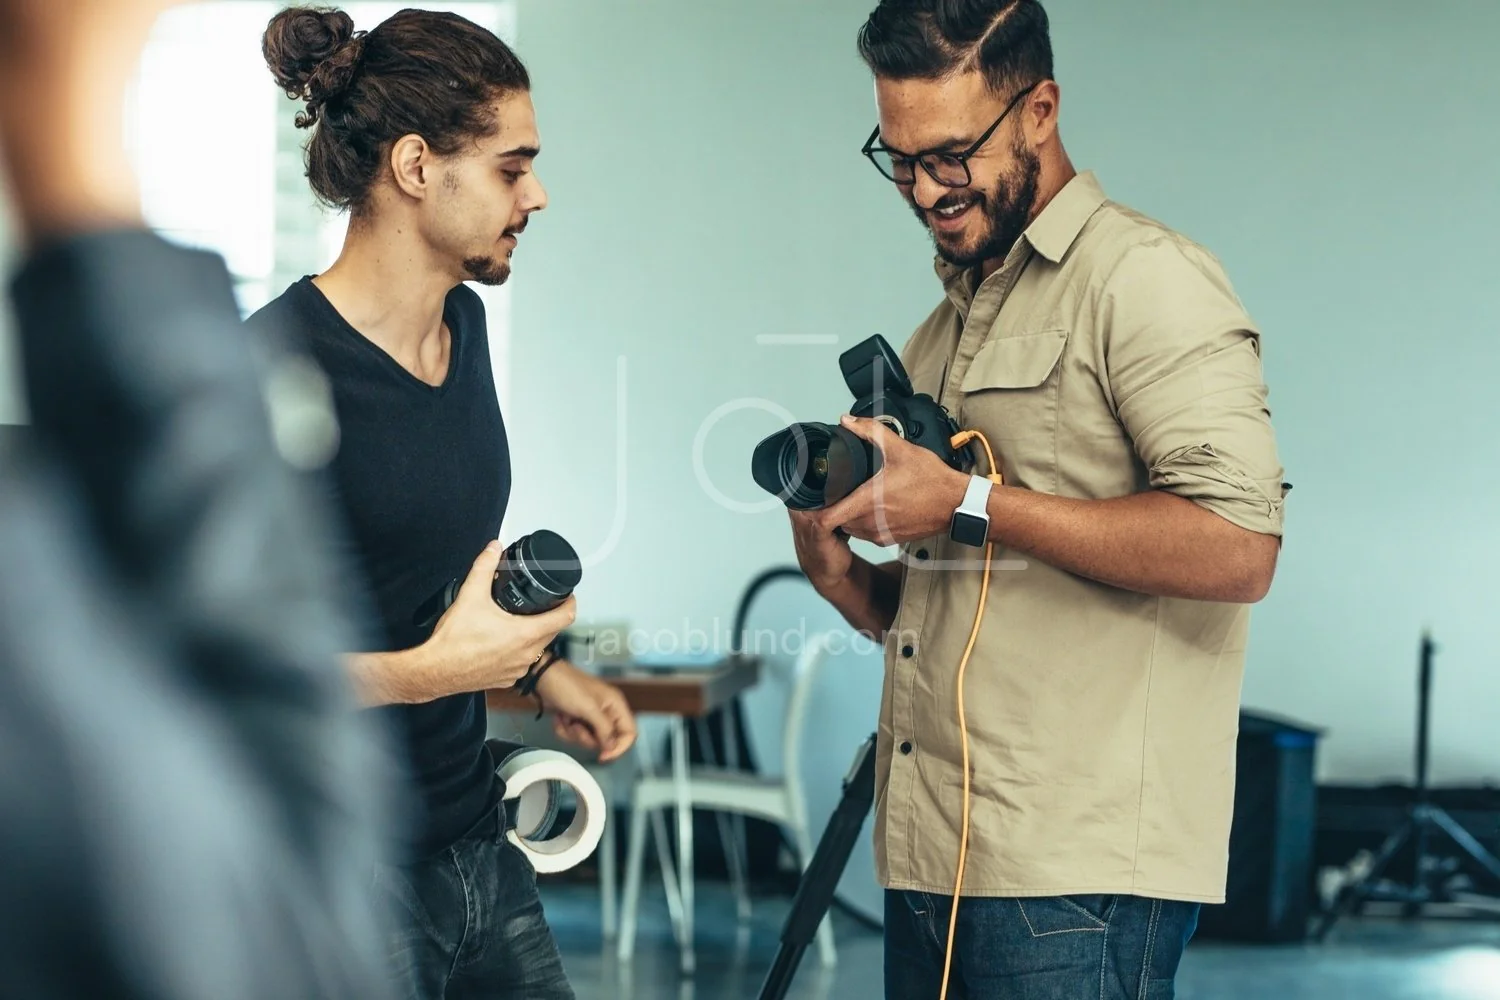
[262,6,531,213]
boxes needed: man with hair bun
[251,7,638,999]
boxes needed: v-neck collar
[299,276,462,395]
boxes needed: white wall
[503,0,1500,788]
[2,1,1494,790]
[503,0,927,656]
[1045,0,1500,788]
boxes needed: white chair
[617,567,841,971]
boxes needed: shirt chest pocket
[956,329,1068,491]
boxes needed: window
[125,1,517,396]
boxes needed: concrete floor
[539,880,1500,1000]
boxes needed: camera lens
[770,423,833,509]
[823,426,879,504]
[751,422,881,510]
[493,530,582,615]
[809,450,829,488]
[411,529,582,631]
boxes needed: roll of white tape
[493,746,607,874]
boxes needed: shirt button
[901,644,915,658]
[900,741,913,755]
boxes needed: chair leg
[814,897,839,968]
[717,811,752,922]
[719,700,752,922]
[617,795,651,962]
[599,803,618,941]
[649,806,685,945]
[670,718,695,975]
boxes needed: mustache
[503,217,528,237]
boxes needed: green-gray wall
[502,0,1500,785]
[1,1,1495,785]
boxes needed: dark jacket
[0,229,399,999]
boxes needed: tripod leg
[757,736,877,1000]
[1405,806,1432,920]
[1314,820,1413,942]
[1428,806,1500,886]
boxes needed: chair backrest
[778,629,838,809]
[731,567,845,781]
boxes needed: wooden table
[487,654,760,973]
[485,653,760,717]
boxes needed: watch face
[949,510,988,547]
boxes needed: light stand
[1313,631,1500,940]
[756,735,877,1000]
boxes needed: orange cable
[936,429,1004,1000]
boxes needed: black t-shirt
[247,277,509,861]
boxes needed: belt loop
[486,745,508,845]
[494,797,507,845]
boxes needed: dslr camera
[751,334,974,510]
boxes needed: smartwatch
[948,474,992,547]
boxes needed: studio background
[2,0,1496,791]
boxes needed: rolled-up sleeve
[1101,237,1287,537]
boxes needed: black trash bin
[1195,710,1323,943]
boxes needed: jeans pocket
[499,834,538,881]
[1015,894,1116,936]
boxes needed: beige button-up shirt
[875,170,1287,905]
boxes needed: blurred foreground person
[0,2,397,997]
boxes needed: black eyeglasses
[862,81,1041,188]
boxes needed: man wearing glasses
[785,2,1288,997]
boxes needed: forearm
[821,556,904,640]
[348,639,536,707]
[347,647,445,707]
[986,486,1279,603]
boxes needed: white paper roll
[494,747,607,874]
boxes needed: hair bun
[262,6,366,127]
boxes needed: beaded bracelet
[515,644,562,718]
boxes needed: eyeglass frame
[861,80,1043,188]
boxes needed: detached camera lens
[493,529,582,615]
[412,528,581,631]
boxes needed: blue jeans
[884,891,1199,1000]
[373,804,574,1000]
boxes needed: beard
[462,254,510,286]
[460,218,525,286]
[916,141,1041,270]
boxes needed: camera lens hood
[822,425,881,505]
